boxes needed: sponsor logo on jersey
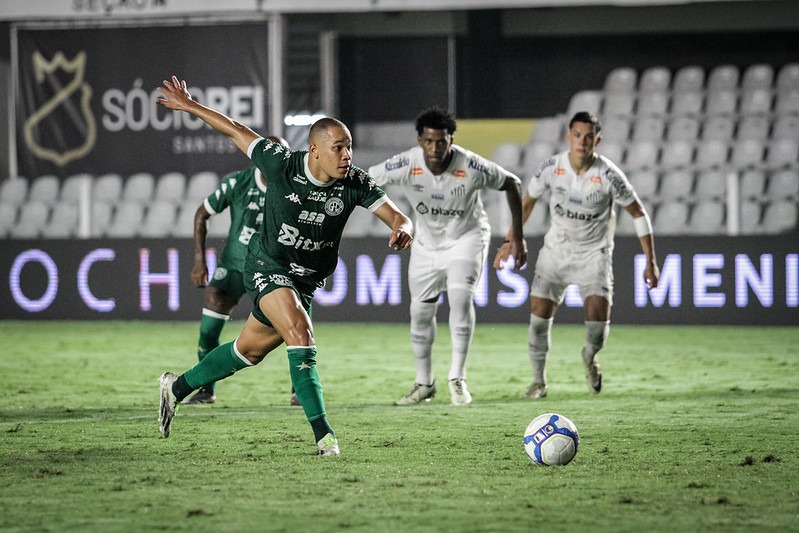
[306,190,327,202]
[247,201,259,211]
[324,197,344,216]
[451,184,466,197]
[429,206,465,217]
[468,158,489,174]
[604,168,628,196]
[411,167,424,176]
[238,226,257,245]
[268,273,293,287]
[554,203,601,222]
[416,202,429,214]
[213,267,228,280]
[253,271,269,292]
[247,189,260,196]
[385,157,410,170]
[277,223,335,251]
[453,169,467,178]
[412,184,425,192]
[585,191,604,204]
[568,195,582,205]
[285,193,302,204]
[432,193,445,200]
[299,210,326,225]
[555,167,566,175]
[590,175,601,184]
[293,174,308,185]
[289,263,318,277]
[535,157,558,179]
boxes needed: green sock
[288,346,331,439]
[196,312,227,394]
[182,341,251,395]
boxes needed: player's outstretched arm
[373,200,414,250]
[625,201,660,289]
[155,76,260,155]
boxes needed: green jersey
[248,137,387,288]
[204,167,267,270]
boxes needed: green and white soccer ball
[523,413,579,466]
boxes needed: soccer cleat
[448,378,472,406]
[394,382,436,405]
[158,372,179,438]
[316,433,340,456]
[182,390,216,405]
[290,392,301,406]
[522,382,548,399]
[583,348,603,394]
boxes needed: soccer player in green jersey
[183,135,298,406]
[155,76,414,456]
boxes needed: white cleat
[522,382,548,399]
[316,433,340,456]
[448,378,472,406]
[394,382,436,405]
[158,372,179,438]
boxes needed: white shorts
[530,243,614,305]
[408,232,489,302]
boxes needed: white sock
[447,288,475,381]
[528,314,553,385]
[410,300,437,385]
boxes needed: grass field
[0,320,797,532]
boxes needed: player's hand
[493,238,527,270]
[191,262,209,288]
[388,228,413,251]
[155,76,193,111]
[644,262,660,290]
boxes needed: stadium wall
[1,236,796,325]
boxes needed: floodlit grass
[0,321,797,532]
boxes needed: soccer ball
[523,413,579,466]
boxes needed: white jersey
[369,145,514,250]
[529,151,637,253]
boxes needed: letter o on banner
[9,250,59,312]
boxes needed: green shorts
[208,266,247,303]
[244,269,315,327]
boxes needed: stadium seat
[121,173,155,204]
[672,65,705,93]
[491,142,523,175]
[776,62,799,92]
[688,200,726,235]
[28,175,60,205]
[627,169,659,202]
[186,171,220,202]
[0,201,18,237]
[730,138,765,169]
[741,64,775,93]
[521,142,556,172]
[670,91,704,116]
[624,140,659,171]
[654,201,690,235]
[694,139,729,170]
[772,115,799,140]
[530,117,562,145]
[736,115,770,141]
[597,142,624,165]
[140,201,177,238]
[523,197,549,236]
[0,176,28,204]
[207,208,231,238]
[154,172,186,203]
[343,207,373,237]
[774,89,799,114]
[93,173,123,204]
[636,91,669,117]
[766,168,799,200]
[707,64,740,92]
[658,169,694,202]
[632,115,666,142]
[666,116,701,142]
[739,169,767,201]
[760,199,797,234]
[60,173,93,203]
[659,140,694,170]
[42,202,79,238]
[604,66,637,93]
[9,200,50,239]
[602,92,636,117]
[106,202,144,238]
[740,199,762,234]
[694,170,727,202]
[702,115,736,141]
[639,66,671,93]
[764,138,799,169]
[91,201,114,237]
[739,89,773,115]
[600,116,631,144]
[705,90,738,116]
[614,208,636,236]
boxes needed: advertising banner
[0,236,796,325]
[14,22,269,180]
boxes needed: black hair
[414,106,457,136]
[569,111,602,134]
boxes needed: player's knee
[585,321,610,351]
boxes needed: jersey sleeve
[367,150,413,187]
[352,167,388,211]
[602,156,638,207]
[203,171,237,215]
[527,155,557,198]
[465,151,516,191]
[248,137,292,178]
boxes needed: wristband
[633,214,653,237]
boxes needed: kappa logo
[289,263,317,277]
[285,193,302,204]
[247,201,259,210]
[24,51,97,167]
